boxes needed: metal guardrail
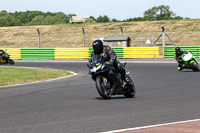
[3,49,21,59]
[21,48,54,59]
[55,48,89,59]
[123,47,159,58]
[4,47,200,59]
[164,46,199,58]
[1,47,160,59]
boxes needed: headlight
[90,64,102,73]
[90,66,97,73]
[96,64,102,71]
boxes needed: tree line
[126,5,188,22]
[0,10,76,26]
[0,5,189,27]
[91,5,189,22]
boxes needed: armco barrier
[164,46,199,58]
[2,49,21,59]
[89,47,123,58]
[1,47,160,59]
[89,48,93,58]
[113,47,123,58]
[21,48,54,59]
[123,47,159,58]
[55,48,89,59]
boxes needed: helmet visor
[93,45,103,54]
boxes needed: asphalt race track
[0,60,200,133]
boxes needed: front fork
[194,58,198,64]
[102,77,109,88]
[189,58,198,65]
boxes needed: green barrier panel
[89,47,123,58]
[112,47,123,58]
[21,48,54,59]
[164,46,199,58]
[89,48,93,58]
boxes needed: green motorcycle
[181,51,199,72]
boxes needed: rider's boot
[178,63,185,71]
[122,71,130,87]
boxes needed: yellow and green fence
[21,48,54,59]
[1,48,21,59]
[164,46,200,58]
[3,47,200,59]
[1,47,159,59]
[123,47,159,58]
[55,48,89,59]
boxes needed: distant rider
[89,40,129,85]
[174,47,185,70]
[0,50,8,62]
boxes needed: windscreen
[183,52,192,61]
[92,54,102,66]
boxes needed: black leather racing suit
[90,45,126,81]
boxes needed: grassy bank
[0,19,200,48]
[0,67,72,86]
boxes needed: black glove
[88,58,92,63]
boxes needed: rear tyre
[124,76,136,98]
[96,77,111,99]
[191,62,199,72]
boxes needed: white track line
[0,66,77,88]
[101,119,200,133]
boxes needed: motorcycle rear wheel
[124,76,136,98]
[96,77,111,99]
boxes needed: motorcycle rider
[174,47,185,70]
[0,50,8,62]
[89,40,129,85]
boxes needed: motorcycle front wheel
[191,62,199,72]
[9,59,14,65]
[95,76,111,99]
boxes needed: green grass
[0,67,72,86]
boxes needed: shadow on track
[94,96,137,100]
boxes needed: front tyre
[124,76,136,98]
[95,77,111,99]
[9,59,14,65]
[191,62,199,72]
